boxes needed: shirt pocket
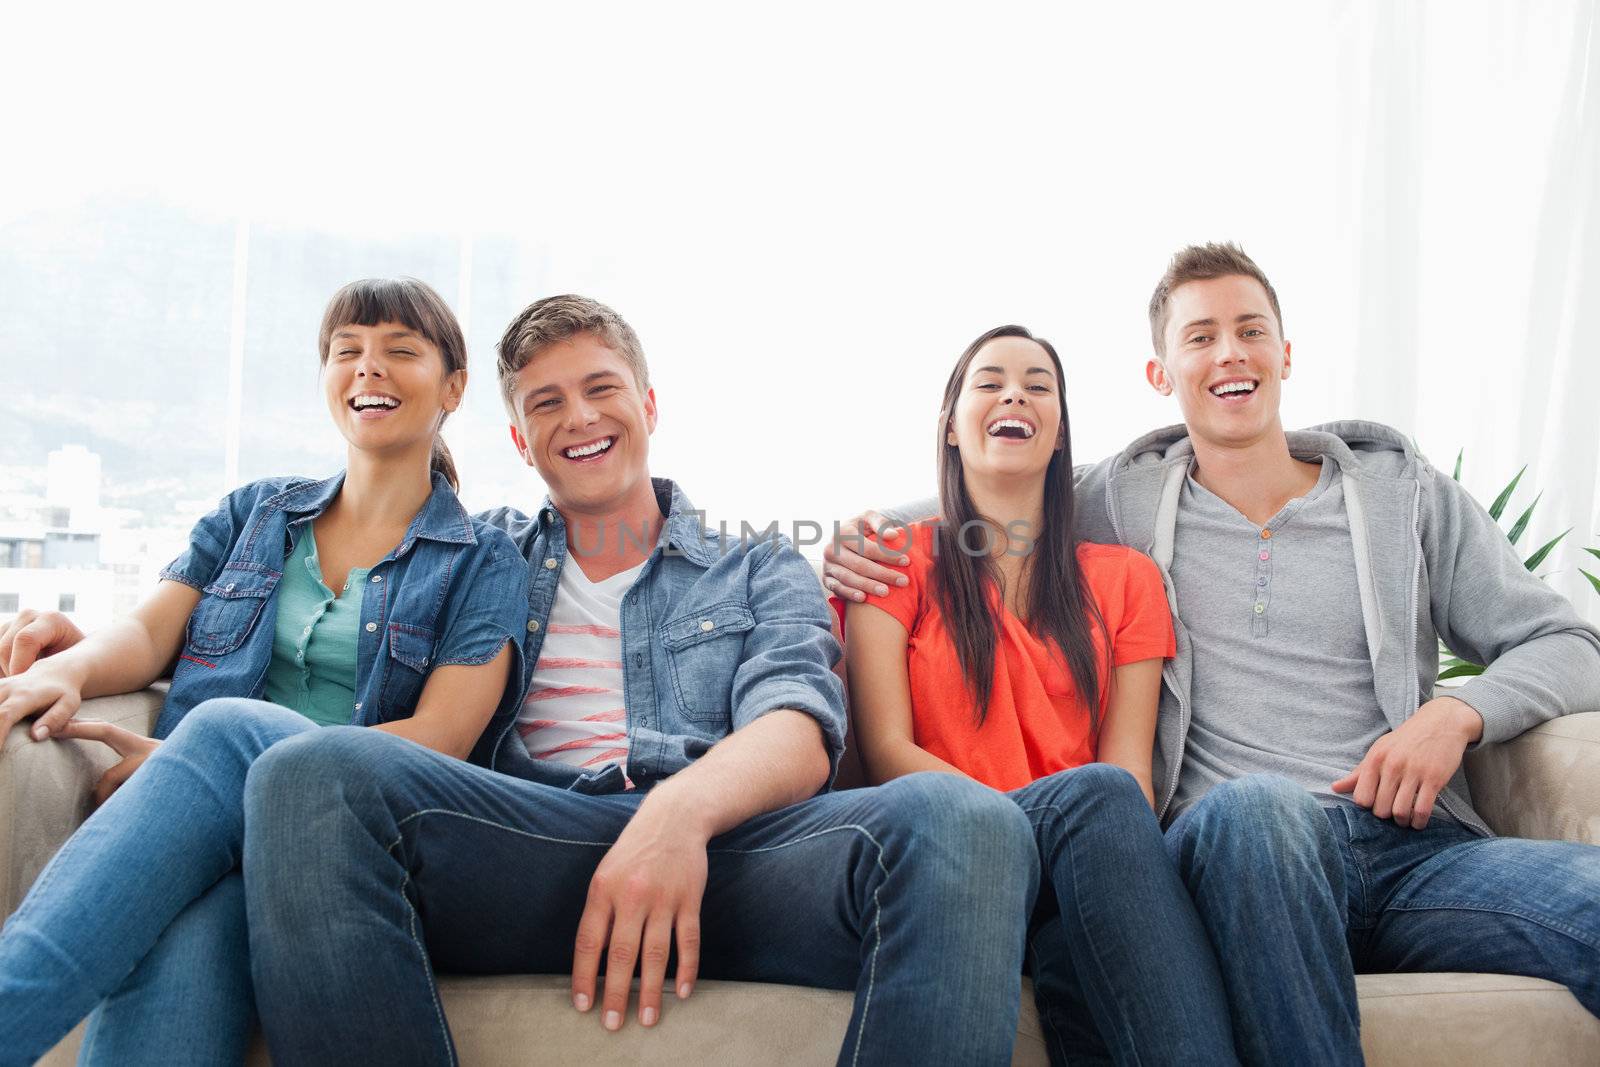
[660,600,755,727]
[186,565,279,657]
[378,622,436,720]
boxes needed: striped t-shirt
[516,558,644,772]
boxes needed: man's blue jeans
[0,698,317,1067]
[1167,774,1600,1067]
[1013,764,1238,1066]
[243,726,1039,1067]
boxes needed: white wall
[3,1,1597,622]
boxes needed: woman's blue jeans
[0,698,315,1066]
[1012,764,1239,1066]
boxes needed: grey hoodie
[1077,419,1600,833]
[889,420,1600,834]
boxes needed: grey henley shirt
[1169,458,1390,819]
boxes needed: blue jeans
[1166,774,1600,1067]
[241,727,1039,1067]
[1013,765,1238,1066]
[0,699,316,1066]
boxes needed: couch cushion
[40,972,1599,1065]
[1355,971,1600,1064]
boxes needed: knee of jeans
[243,726,375,819]
[877,773,1037,879]
[1030,763,1146,810]
[165,697,266,750]
[169,697,300,751]
[1176,774,1326,861]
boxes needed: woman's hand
[53,719,161,807]
[0,609,85,676]
[822,510,912,603]
[0,661,88,740]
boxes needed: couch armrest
[0,686,166,921]
[1464,712,1600,845]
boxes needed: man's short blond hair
[496,295,649,411]
[1148,242,1283,355]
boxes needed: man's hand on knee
[570,800,708,1032]
[1332,696,1484,829]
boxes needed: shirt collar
[534,476,717,567]
[272,471,476,546]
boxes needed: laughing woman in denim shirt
[0,278,529,1065]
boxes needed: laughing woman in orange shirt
[845,326,1239,1067]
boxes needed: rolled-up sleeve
[159,487,258,591]
[729,541,848,784]
[432,532,532,675]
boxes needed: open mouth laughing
[562,436,616,462]
[349,393,401,419]
[1208,378,1259,402]
[985,417,1036,440]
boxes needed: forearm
[639,709,831,841]
[1451,632,1600,743]
[372,717,475,761]
[860,736,965,784]
[378,648,516,762]
[50,617,174,698]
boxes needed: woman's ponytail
[430,436,460,492]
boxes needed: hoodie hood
[1113,419,1422,476]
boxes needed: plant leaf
[1452,448,1463,482]
[1585,547,1600,563]
[1523,528,1570,571]
[1489,466,1526,521]
[1506,491,1542,546]
[1582,569,1600,597]
[1438,663,1486,680]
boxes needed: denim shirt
[477,478,846,794]
[159,472,529,767]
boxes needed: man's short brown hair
[1148,242,1283,355]
[496,294,650,411]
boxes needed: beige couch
[4,688,1599,1065]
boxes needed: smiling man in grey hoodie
[825,243,1600,1065]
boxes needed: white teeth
[1210,381,1257,397]
[986,418,1036,438]
[352,395,399,409]
[564,437,614,459]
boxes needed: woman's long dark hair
[318,278,466,491]
[930,325,1109,727]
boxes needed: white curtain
[1331,1,1600,624]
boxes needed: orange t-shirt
[865,522,1175,792]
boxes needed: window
[0,593,18,613]
[58,593,76,612]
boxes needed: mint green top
[262,527,369,727]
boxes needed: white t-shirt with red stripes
[516,558,645,772]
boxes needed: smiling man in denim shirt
[225,295,1039,1065]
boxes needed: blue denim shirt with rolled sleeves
[477,478,847,794]
[157,472,529,767]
